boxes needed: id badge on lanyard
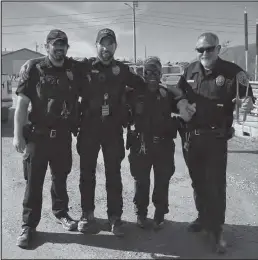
[102,93,110,117]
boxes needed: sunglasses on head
[196,46,217,54]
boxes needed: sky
[2,1,258,63]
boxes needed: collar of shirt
[191,58,222,78]
[92,57,116,67]
[45,56,70,70]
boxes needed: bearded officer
[177,32,254,254]
[13,29,82,249]
[76,28,148,237]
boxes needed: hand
[19,61,31,81]
[232,97,242,106]
[241,96,254,113]
[177,99,196,122]
[13,136,26,153]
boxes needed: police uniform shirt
[79,57,145,118]
[177,57,254,128]
[16,57,81,125]
[131,85,179,137]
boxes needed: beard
[51,49,66,61]
[99,50,113,62]
[200,57,215,70]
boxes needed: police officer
[13,29,82,249]
[76,28,146,237]
[177,32,254,253]
[126,57,196,229]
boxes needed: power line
[135,19,256,35]
[2,19,133,35]
[2,13,132,28]
[147,8,257,24]
[143,11,256,28]
[3,17,256,36]
[3,8,130,20]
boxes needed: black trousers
[187,134,227,233]
[22,133,72,228]
[128,138,175,217]
[77,126,125,219]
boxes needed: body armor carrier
[32,59,79,131]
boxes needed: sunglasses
[144,70,161,77]
[196,46,217,54]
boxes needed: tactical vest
[30,59,79,129]
[133,86,176,137]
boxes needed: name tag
[187,80,195,83]
[217,104,224,107]
[102,104,110,116]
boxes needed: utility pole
[144,45,147,59]
[125,1,138,64]
[35,42,39,52]
[255,20,258,81]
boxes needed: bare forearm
[14,107,28,138]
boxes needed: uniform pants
[128,138,175,217]
[22,133,72,228]
[77,128,125,219]
[187,134,227,233]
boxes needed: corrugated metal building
[2,48,44,76]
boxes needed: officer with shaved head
[177,32,254,254]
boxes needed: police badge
[112,65,120,76]
[215,75,225,87]
[236,71,249,86]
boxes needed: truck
[1,74,13,122]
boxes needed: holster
[126,128,138,150]
[23,123,34,144]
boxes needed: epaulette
[89,57,97,65]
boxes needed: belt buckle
[194,129,200,136]
[50,129,57,138]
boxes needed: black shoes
[78,211,100,234]
[16,227,36,249]
[137,215,148,229]
[57,213,77,231]
[109,217,125,237]
[153,211,164,230]
[187,217,203,232]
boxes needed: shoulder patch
[129,66,136,74]
[159,87,167,98]
[236,71,249,87]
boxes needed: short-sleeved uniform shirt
[177,58,254,129]
[16,57,84,126]
[79,57,146,131]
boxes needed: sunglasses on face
[196,46,217,54]
[144,70,161,77]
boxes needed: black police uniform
[16,57,81,228]
[177,58,254,237]
[77,57,145,221]
[127,84,179,222]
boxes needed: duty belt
[152,136,166,144]
[190,128,226,137]
[32,126,71,138]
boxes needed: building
[2,48,44,76]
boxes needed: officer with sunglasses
[126,57,196,229]
[177,32,254,254]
